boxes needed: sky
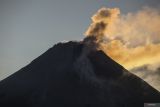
[0,0,160,80]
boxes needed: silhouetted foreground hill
[0,41,160,107]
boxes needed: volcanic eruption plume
[85,7,160,70]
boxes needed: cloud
[131,63,160,91]
[84,7,160,69]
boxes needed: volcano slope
[0,41,160,107]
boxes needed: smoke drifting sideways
[131,63,160,91]
[84,7,160,70]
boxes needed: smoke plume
[85,7,160,69]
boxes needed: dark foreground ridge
[0,41,160,107]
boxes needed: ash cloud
[84,7,120,48]
[84,7,160,69]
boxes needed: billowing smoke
[84,7,160,69]
[85,7,120,48]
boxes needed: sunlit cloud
[85,7,160,69]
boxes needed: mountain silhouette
[0,41,160,107]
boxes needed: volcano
[0,41,160,107]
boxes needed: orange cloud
[85,7,160,69]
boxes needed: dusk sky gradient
[0,0,160,80]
